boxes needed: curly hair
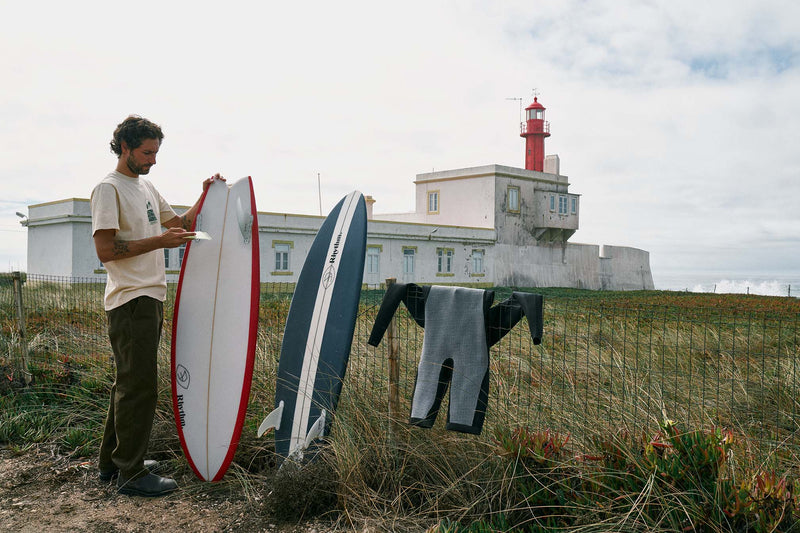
[109,115,165,156]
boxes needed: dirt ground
[0,446,336,533]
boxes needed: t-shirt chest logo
[146,201,158,224]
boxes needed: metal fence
[2,273,799,471]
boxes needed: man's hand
[160,227,195,248]
[165,174,227,231]
[202,173,226,193]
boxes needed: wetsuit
[368,284,543,434]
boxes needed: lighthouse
[520,97,550,172]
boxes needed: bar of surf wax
[185,231,212,240]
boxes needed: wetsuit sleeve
[368,283,431,346]
[512,292,544,345]
[486,292,544,346]
[486,295,524,347]
[368,283,407,346]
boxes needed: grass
[1,279,800,530]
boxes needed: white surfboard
[171,177,260,481]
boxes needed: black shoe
[99,459,160,482]
[117,472,178,497]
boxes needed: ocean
[654,272,800,298]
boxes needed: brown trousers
[98,296,162,480]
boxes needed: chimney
[364,195,375,220]
[544,154,560,175]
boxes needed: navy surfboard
[258,191,367,462]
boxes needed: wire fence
[2,273,799,471]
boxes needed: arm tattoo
[112,239,130,257]
[180,215,193,230]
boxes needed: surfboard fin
[236,196,253,244]
[303,409,327,449]
[285,409,328,463]
[257,400,284,437]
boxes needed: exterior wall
[375,164,581,246]
[71,218,97,278]
[370,211,425,224]
[28,223,74,277]
[362,220,495,286]
[531,191,579,230]
[258,211,324,283]
[26,199,93,278]
[494,174,534,247]
[529,190,579,243]
[258,212,496,286]
[491,165,577,245]
[493,175,557,245]
[494,242,599,288]
[599,245,654,290]
[413,168,496,227]
[494,242,654,290]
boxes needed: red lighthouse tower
[520,97,550,172]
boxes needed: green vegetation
[2,280,799,531]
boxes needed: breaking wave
[689,279,795,297]
[657,274,799,298]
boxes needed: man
[91,115,222,497]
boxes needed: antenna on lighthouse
[505,97,523,123]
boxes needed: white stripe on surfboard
[289,191,361,456]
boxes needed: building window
[571,196,578,214]
[366,246,381,275]
[274,244,290,271]
[437,247,454,274]
[528,108,544,120]
[427,190,439,214]
[507,186,520,213]
[402,247,416,274]
[558,195,568,215]
[272,240,294,275]
[164,249,170,269]
[471,249,485,275]
[178,243,186,267]
[549,195,556,212]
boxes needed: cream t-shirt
[91,171,178,311]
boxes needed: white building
[21,97,654,290]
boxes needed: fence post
[385,278,400,425]
[12,271,32,385]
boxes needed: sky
[2,0,799,286]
